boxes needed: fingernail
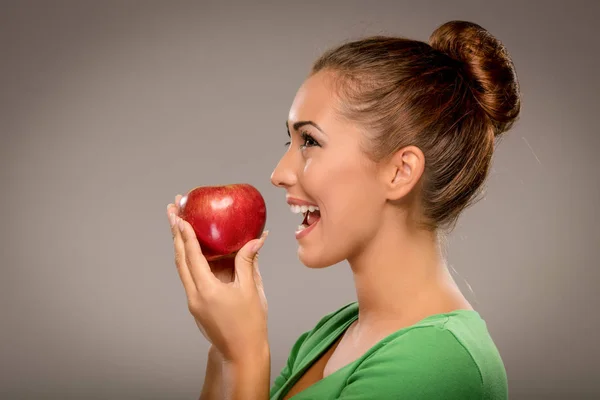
[253,232,268,252]
[169,213,176,227]
[252,240,264,253]
[178,218,185,232]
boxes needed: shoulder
[364,324,483,376]
[340,326,485,399]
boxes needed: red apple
[178,183,267,261]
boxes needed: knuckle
[187,299,197,313]
[199,287,217,301]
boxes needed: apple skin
[178,183,267,261]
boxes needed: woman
[167,20,521,400]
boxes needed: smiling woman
[268,20,520,400]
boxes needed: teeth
[289,204,319,214]
[296,224,309,232]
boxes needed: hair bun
[429,20,521,137]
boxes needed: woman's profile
[168,19,520,400]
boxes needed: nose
[270,151,297,189]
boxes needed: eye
[300,131,320,148]
[285,131,320,148]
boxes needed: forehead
[288,71,341,127]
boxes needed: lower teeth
[297,224,309,231]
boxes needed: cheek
[330,186,380,238]
[303,157,312,174]
[320,162,382,241]
[303,149,380,215]
[298,156,382,268]
[301,193,380,269]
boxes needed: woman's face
[270,70,387,268]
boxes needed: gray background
[1,1,598,399]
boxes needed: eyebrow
[286,120,327,137]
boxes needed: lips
[286,196,318,207]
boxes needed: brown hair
[311,20,521,231]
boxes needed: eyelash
[285,131,321,149]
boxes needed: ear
[380,146,425,201]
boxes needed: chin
[297,245,344,269]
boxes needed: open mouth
[289,204,321,236]
[298,208,321,232]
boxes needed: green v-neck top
[269,301,508,399]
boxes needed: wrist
[233,341,271,366]
[224,344,271,400]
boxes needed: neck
[347,217,471,332]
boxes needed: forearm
[222,344,271,400]
[199,345,225,400]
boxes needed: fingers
[166,193,183,235]
[233,230,268,286]
[177,216,217,290]
[252,231,269,285]
[175,194,183,215]
[168,204,198,296]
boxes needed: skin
[270,69,473,342]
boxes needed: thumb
[234,230,268,285]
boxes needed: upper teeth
[290,204,319,214]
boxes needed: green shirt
[270,301,508,399]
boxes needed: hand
[166,196,270,363]
[170,195,236,341]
